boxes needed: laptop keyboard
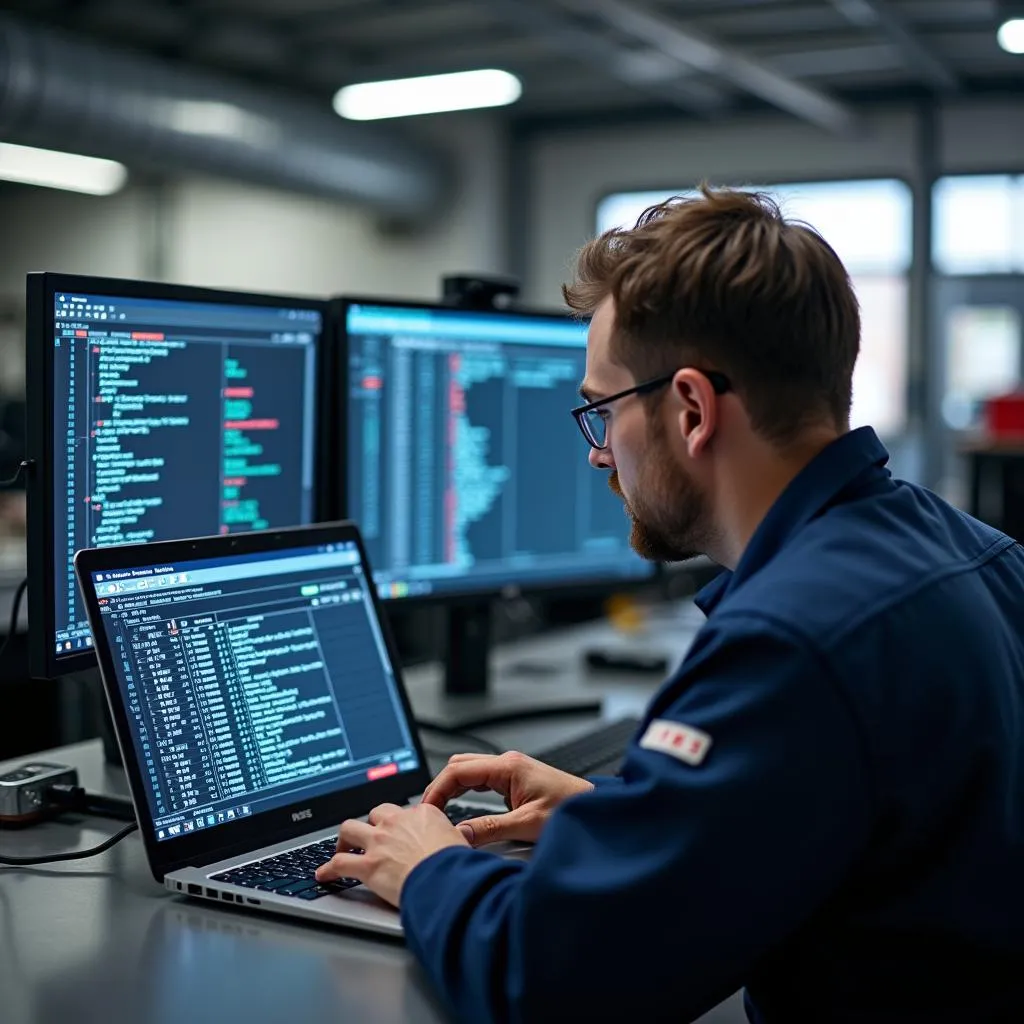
[210,802,487,901]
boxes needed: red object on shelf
[984,391,1024,438]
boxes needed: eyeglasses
[571,368,732,450]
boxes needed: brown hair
[563,185,860,445]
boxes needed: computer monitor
[26,273,329,680]
[338,297,655,706]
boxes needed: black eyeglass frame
[571,368,732,450]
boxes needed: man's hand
[315,802,468,908]
[421,751,594,847]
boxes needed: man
[317,187,1024,1022]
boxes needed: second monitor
[341,298,651,602]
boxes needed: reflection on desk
[33,902,440,1024]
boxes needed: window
[933,175,1024,275]
[932,176,1024,431]
[596,180,913,437]
[941,305,1021,430]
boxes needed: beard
[608,419,711,562]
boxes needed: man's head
[567,185,861,563]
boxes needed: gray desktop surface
[0,608,748,1024]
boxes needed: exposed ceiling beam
[770,42,902,79]
[487,0,731,117]
[828,0,959,92]
[553,0,860,134]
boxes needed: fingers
[316,851,365,884]
[420,772,470,809]
[336,817,374,851]
[367,802,402,826]
[421,753,524,806]
[456,806,540,847]
[421,755,511,809]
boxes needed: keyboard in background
[531,716,641,777]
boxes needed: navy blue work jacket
[400,427,1024,1023]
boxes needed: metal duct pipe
[0,16,448,222]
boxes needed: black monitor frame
[26,272,333,680]
[334,295,658,701]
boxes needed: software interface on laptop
[83,542,421,843]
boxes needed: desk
[0,739,447,1024]
[961,439,1024,543]
[0,609,747,1024]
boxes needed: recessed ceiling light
[333,69,522,121]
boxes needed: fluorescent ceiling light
[0,142,127,195]
[997,18,1024,54]
[333,69,522,121]
[163,100,280,145]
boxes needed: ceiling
[2,0,1021,129]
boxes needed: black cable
[415,720,502,756]
[0,576,27,666]
[0,821,138,866]
[81,792,135,822]
[0,460,29,488]
[46,783,135,822]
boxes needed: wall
[0,111,509,391]
[939,97,1024,173]
[0,185,154,390]
[167,112,509,299]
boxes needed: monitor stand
[408,601,601,730]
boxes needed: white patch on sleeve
[639,719,712,766]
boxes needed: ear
[671,368,719,457]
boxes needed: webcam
[441,274,520,311]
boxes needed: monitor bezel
[333,294,658,608]
[26,271,332,681]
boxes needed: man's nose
[589,445,614,471]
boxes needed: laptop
[75,521,511,937]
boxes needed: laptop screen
[84,541,421,843]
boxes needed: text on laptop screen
[86,542,419,842]
[51,290,322,659]
[344,303,651,600]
